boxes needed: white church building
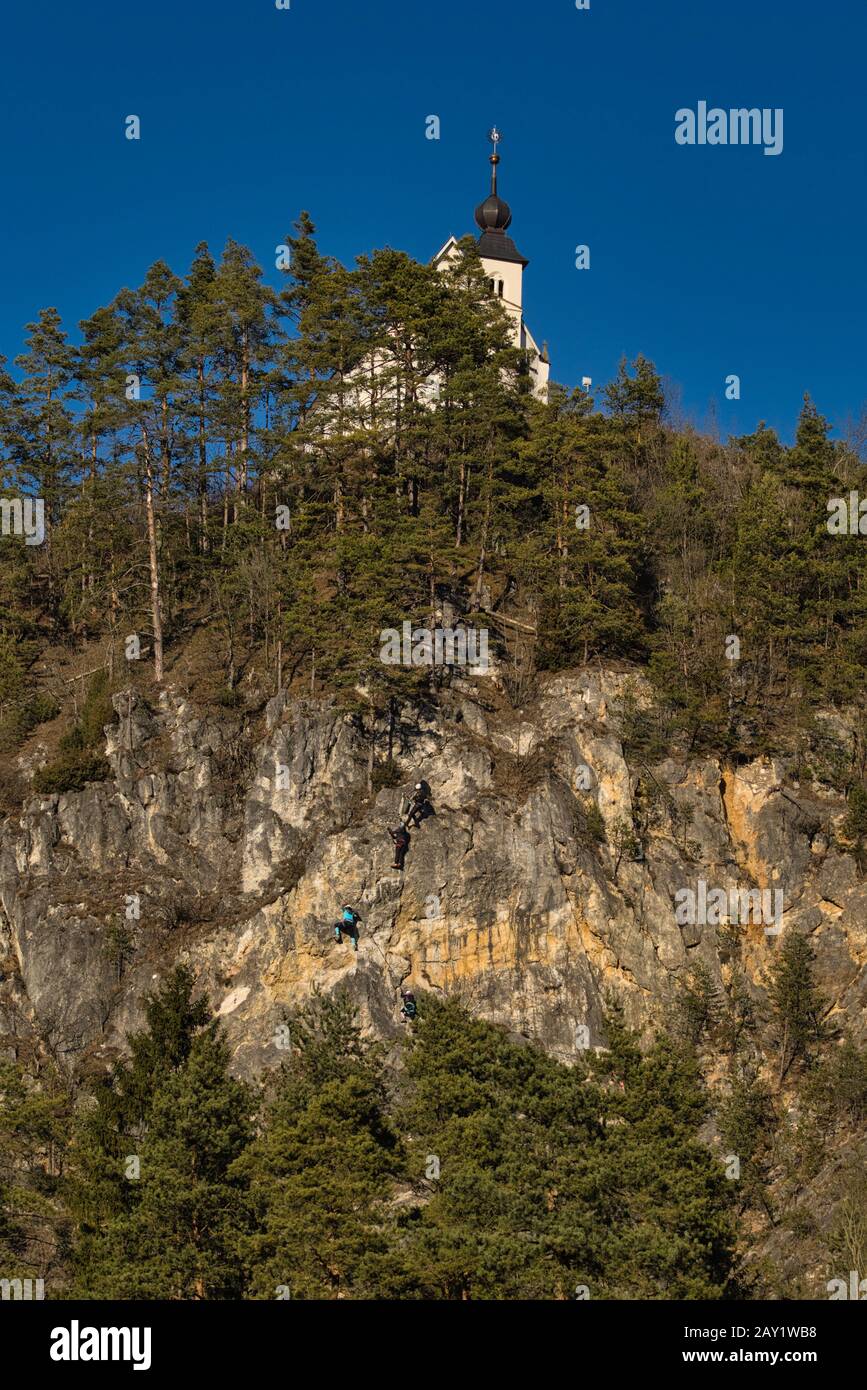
[432,129,549,401]
[326,132,549,433]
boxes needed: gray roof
[476,230,528,267]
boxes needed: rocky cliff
[2,668,864,1088]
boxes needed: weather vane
[488,127,502,150]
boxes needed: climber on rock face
[406,779,433,829]
[400,989,417,1021]
[389,824,410,870]
[334,905,360,951]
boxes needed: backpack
[342,908,358,926]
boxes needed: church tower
[433,129,550,400]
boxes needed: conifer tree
[768,932,830,1085]
[398,996,736,1299]
[0,1058,69,1287]
[208,240,278,505]
[529,388,646,668]
[718,1072,778,1218]
[8,308,79,560]
[177,241,219,550]
[112,265,187,682]
[105,1026,254,1300]
[236,993,400,1299]
[602,352,665,457]
[68,966,211,1294]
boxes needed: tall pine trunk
[473,457,494,609]
[239,329,249,492]
[198,360,209,552]
[141,423,164,683]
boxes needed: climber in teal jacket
[334,905,360,951]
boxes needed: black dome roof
[466,132,529,267]
[474,191,513,233]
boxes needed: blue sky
[1,0,864,444]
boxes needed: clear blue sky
[2,0,864,444]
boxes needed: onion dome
[474,128,528,267]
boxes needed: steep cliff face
[1,669,864,1084]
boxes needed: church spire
[489,125,501,195]
[474,127,528,267]
[475,126,512,234]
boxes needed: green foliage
[0,225,861,758]
[843,784,867,838]
[526,390,648,670]
[34,965,867,1302]
[235,992,400,1299]
[581,799,606,843]
[32,748,109,795]
[615,682,672,761]
[842,784,867,867]
[68,966,230,1297]
[393,996,737,1299]
[803,1036,867,1129]
[371,758,403,792]
[101,1028,255,1299]
[673,963,722,1047]
[103,919,136,983]
[32,670,112,793]
[602,353,665,427]
[0,633,57,750]
[608,816,643,878]
[25,692,60,727]
[60,983,742,1301]
[716,1071,778,1223]
[768,932,831,1084]
[0,1058,69,1282]
[77,670,113,746]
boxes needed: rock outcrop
[2,669,864,1086]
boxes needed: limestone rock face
[1,671,864,1078]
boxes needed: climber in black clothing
[406,779,433,829]
[389,824,410,870]
[400,990,417,1022]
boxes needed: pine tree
[236,993,401,1299]
[8,308,79,590]
[56,301,131,637]
[769,932,830,1085]
[528,388,646,668]
[602,352,665,453]
[398,995,737,1300]
[177,241,219,552]
[673,962,722,1046]
[396,995,600,1299]
[0,1058,69,1289]
[208,240,278,506]
[68,966,211,1294]
[718,1072,778,1218]
[789,393,837,498]
[112,263,190,682]
[591,1007,738,1298]
[106,1026,254,1299]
